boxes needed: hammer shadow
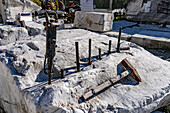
[117,62,139,85]
[118,76,139,85]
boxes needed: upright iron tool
[44,11,60,85]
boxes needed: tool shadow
[64,51,116,77]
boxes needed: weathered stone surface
[120,42,130,50]
[0,24,29,45]
[0,61,36,113]
[126,0,143,16]
[131,34,170,49]
[74,11,113,32]
[0,29,170,113]
[104,20,170,50]
[25,21,45,36]
[126,0,170,24]
[27,42,40,51]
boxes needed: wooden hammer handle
[81,70,131,102]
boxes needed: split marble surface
[0,27,170,113]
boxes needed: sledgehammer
[80,58,141,102]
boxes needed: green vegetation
[115,15,126,20]
[94,0,110,9]
[32,0,129,9]
[112,0,129,9]
[32,0,41,7]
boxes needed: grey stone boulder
[25,21,45,36]
[26,42,40,51]
[0,24,29,45]
[0,39,46,88]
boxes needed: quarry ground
[104,20,170,62]
[146,49,170,62]
[0,19,170,113]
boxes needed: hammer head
[121,58,141,82]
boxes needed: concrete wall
[0,61,36,113]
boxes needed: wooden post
[75,42,80,72]
[117,27,122,53]
[88,39,92,65]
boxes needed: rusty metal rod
[108,40,112,54]
[61,69,65,78]
[48,74,51,84]
[98,48,102,60]
[117,27,122,53]
[88,39,92,65]
[75,42,80,72]
[48,58,53,85]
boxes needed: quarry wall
[126,0,170,24]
